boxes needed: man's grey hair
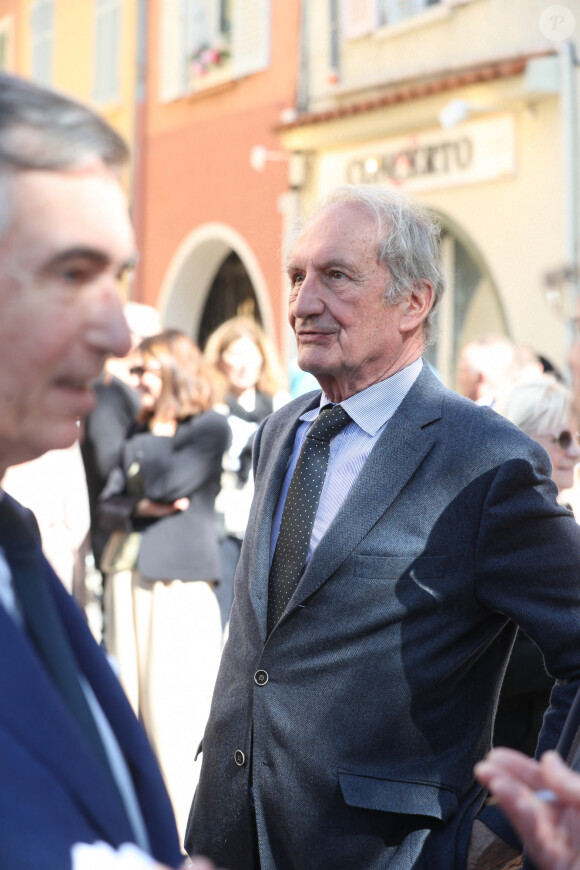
[284,184,445,345]
[0,72,129,234]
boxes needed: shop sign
[333,115,516,192]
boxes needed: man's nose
[290,275,325,318]
[86,281,132,358]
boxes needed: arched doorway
[198,252,262,349]
[426,216,508,387]
[158,223,274,347]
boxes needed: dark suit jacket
[186,364,580,870]
[494,630,554,756]
[98,410,230,581]
[0,494,182,869]
[81,374,140,568]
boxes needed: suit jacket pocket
[338,770,458,822]
[351,555,450,581]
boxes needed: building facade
[279,0,580,385]
[0,0,140,200]
[1,1,579,385]
[140,0,302,355]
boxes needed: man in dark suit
[0,73,211,870]
[186,185,580,870]
[474,269,580,870]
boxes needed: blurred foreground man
[187,185,580,870]
[0,73,203,870]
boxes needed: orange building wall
[139,0,301,349]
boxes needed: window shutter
[94,0,121,104]
[232,0,270,79]
[341,0,377,39]
[30,0,54,85]
[159,0,186,101]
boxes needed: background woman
[494,373,580,755]
[203,317,289,633]
[99,329,230,840]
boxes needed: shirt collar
[301,358,423,436]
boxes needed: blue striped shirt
[270,358,423,564]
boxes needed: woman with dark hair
[98,329,230,840]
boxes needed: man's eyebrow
[45,247,136,272]
[287,257,352,273]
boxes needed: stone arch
[157,222,274,343]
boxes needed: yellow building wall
[0,0,137,165]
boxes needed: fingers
[173,497,190,511]
[539,752,580,806]
[476,747,547,794]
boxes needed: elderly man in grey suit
[186,185,580,870]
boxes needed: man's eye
[62,268,90,283]
[330,270,345,280]
[58,261,96,284]
[291,273,305,286]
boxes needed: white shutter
[159,0,186,102]
[94,0,121,104]
[30,0,54,85]
[232,0,270,79]
[341,0,377,40]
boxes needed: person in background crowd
[81,301,161,576]
[475,272,580,870]
[494,375,580,505]
[0,72,196,869]
[98,329,230,842]
[456,334,523,405]
[186,184,580,870]
[203,316,289,633]
[492,374,580,757]
[2,439,90,602]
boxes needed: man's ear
[399,281,434,334]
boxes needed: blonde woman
[494,374,580,498]
[204,317,289,631]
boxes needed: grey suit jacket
[186,364,580,870]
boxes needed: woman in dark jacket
[99,329,230,841]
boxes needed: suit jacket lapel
[0,600,133,844]
[54,571,181,860]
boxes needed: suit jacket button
[234,750,245,766]
[254,669,269,685]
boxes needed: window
[377,0,441,27]
[159,0,270,101]
[186,0,232,87]
[341,0,445,38]
[93,0,121,104]
[30,0,54,85]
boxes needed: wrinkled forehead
[287,201,381,264]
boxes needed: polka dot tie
[267,404,351,634]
